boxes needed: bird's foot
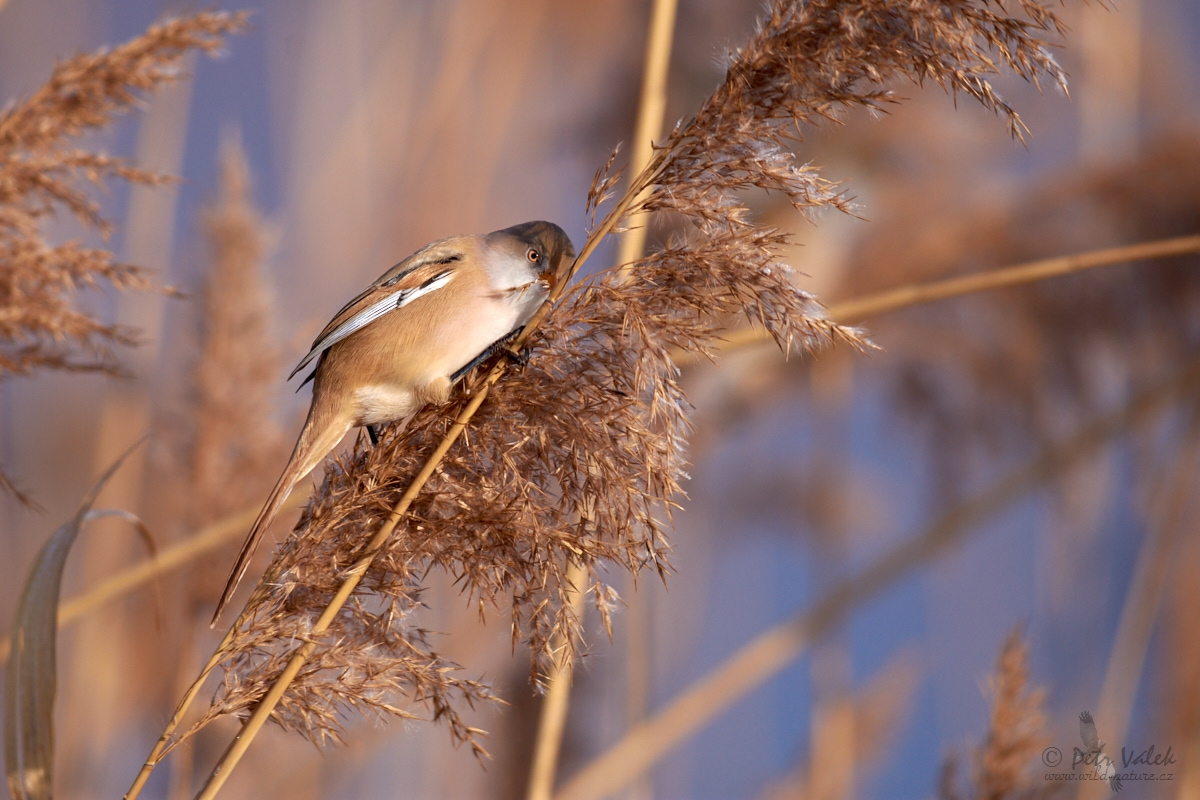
[503,345,531,368]
[450,327,531,383]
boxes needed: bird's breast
[427,281,547,373]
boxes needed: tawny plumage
[212,221,575,623]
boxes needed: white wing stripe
[400,269,455,306]
[290,270,455,377]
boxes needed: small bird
[1079,711,1123,793]
[212,220,575,623]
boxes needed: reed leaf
[4,443,151,800]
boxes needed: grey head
[487,220,576,290]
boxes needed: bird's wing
[1079,711,1100,750]
[288,241,465,380]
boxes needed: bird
[212,220,575,624]
[1079,711,1123,793]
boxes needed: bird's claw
[504,346,531,368]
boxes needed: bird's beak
[542,250,575,293]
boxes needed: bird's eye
[527,248,541,263]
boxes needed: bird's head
[491,220,576,291]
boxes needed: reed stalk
[684,234,1200,363]
[526,1,679,795]
[526,562,589,800]
[1074,403,1200,800]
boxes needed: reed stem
[526,562,589,800]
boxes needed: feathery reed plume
[192,0,1074,757]
[977,629,1048,800]
[190,135,283,525]
[0,10,247,379]
[940,629,1050,800]
[0,10,247,503]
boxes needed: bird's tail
[211,414,351,625]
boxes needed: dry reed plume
[176,0,1078,761]
[189,136,284,527]
[940,629,1051,800]
[0,10,247,379]
[0,10,247,503]
[976,630,1050,800]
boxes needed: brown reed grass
[136,0,1083,791]
[0,10,247,380]
[976,630,1049,800]
[939,629,1051,800]
[0,10,247,507]
[189,135,284,527]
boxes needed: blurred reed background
[1,0,1199,798]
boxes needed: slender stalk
[553,361,1200,800]
[1075,403,1200,800]
[527,3,680,797]
[526,562,589,800]
[620,3,679,791]
[125,617,241,799]
[830,234,1200,323]
[167,629,201,800]
[624,573,652,800]
[615,0,678,280]
[677,233,1200,363]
